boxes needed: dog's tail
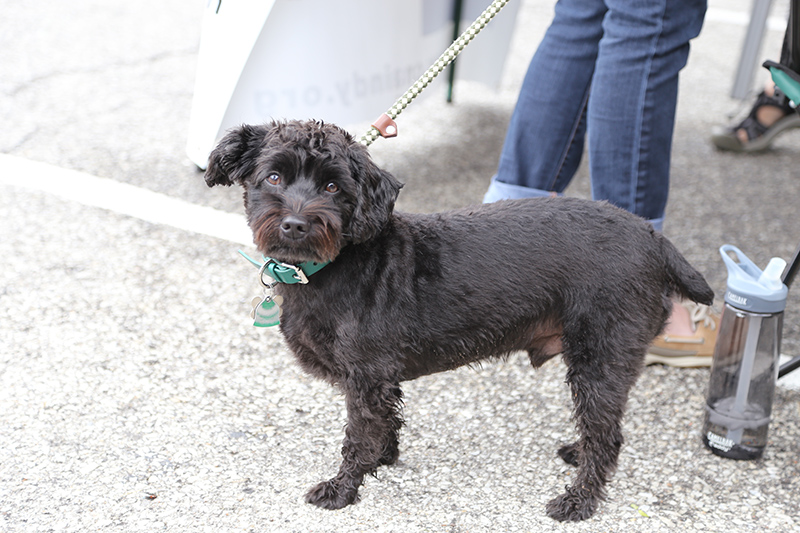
[658,233,715,305]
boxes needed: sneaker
[646,302,719,367]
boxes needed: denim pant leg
[485,0,706,232]
[484,0,606,203]
[588,0,707,227]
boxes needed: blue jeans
[484,0,707,231]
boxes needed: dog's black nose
[281,215,309,239]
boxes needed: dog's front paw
[305,479,359,510]
[545,486,598,522]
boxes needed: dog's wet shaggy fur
[205,120,714,521]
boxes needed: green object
[238,250,329,284]
[253,295,282,328]
[239,250,264,268]
[630,504,650,518]
[769,66,800,106]
[239,250,327,328]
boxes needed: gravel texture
[2,1,799,531]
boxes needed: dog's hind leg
[545,329,643,521]
[305,378,403,509]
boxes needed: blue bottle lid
[720,245,788,313]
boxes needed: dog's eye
[266,173,281,186]
[325,182,339,194]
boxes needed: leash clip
[372,113,398,138]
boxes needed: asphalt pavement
[2,1,800,532]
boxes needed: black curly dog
[205,120,714,521]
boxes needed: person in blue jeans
[484,0,717,366]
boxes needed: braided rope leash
[359,0,511,146]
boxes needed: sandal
[711,88,800,152]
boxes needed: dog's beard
[249,198,343,264]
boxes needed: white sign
[186,0,520,168]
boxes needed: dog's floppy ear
[204,124,266,187]
[346,143,403,243]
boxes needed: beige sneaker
[646,302,719,367]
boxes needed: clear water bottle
[702,245,787,460]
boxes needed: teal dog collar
[238,250,329,285]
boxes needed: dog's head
[205,120,403,264]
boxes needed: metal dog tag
[250,294,284,327]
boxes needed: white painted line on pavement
[3,156,800,388]
[0,154,253,247]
